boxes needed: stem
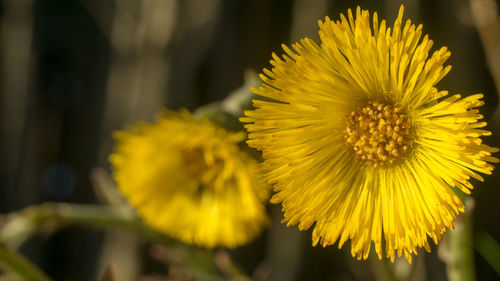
[474,231,500,275]
[215,250,253,281]
[1,203,167,248]
[368,239,399,281]
[383,257,400,281]
[0,203,231,281]
[441,198,476,281]
[0,243,53,281]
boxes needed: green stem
[1,203,168,247]
[50,204,160,240]
[382,256,400,281]
[442,198,476,281]
[0,203,228,281]
[368,240,399,281]
[0,243,53,281]
[474,231,500,275]
[215,250,253,281]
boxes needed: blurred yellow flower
[241,6,498,263]
[110,110,269,248]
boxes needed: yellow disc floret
[344,100,412,166]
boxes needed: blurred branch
[0,0,34,210]
[0,203,158,249]
[194,70,258,131]
[382,257,400,281]
[439,198,476,281]
[90,167,141,281]
[250,262,270,281]
[264,206,303,281]
[97,0,178,164]
[90,167,128,206]
[215,250,252,281]
[95,1,179,278]
[470,0,500,95]
[0,243,52,281]
[220,70,259,116]
[474,231,500,275]
[469,0,500,128]
[0,203,238,281]
[369,253,399,281]
[99,265,116,281]
[194,69,258,117]
[150,245,227,281]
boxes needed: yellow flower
[110,110,269,248]
[241,6,498,263]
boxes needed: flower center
[343,100,412,166]
[182,147,223,186]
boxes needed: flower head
[241,6,498,262]
[110,110,269,248]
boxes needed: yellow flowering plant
[110,110,270,248]
[2,3,500,281]
[241,5,498,263]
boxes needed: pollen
[344,100,412,166]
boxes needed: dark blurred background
[1,0,499,280]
